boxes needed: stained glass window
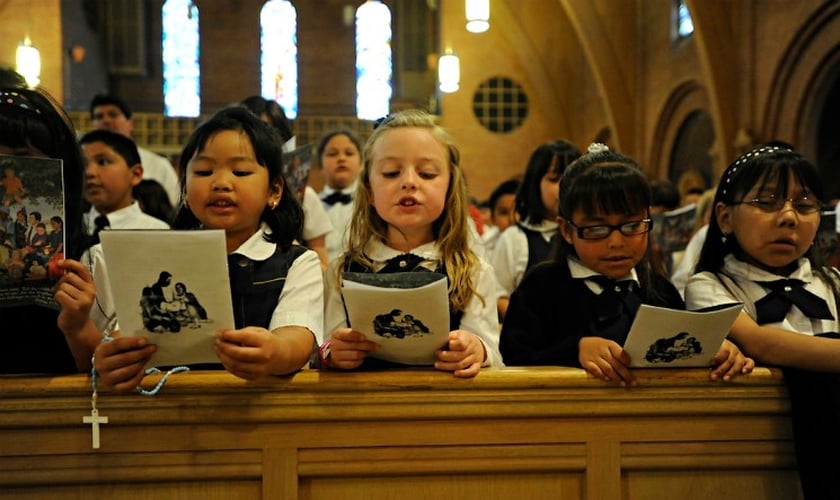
[676,0,694,39]
[261,0,298,119]
[355,1,392,120]
[162,0,200,117]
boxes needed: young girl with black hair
[491,140,581,318]
[94,106,323,390]
[501,144,753,386]
[686,145,840,499]
[0,79,101,373]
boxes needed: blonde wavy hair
[337,109,482,312]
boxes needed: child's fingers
[108,363,149,392]
[581,360,607,381]
[331,329,369,342]
[584,356,634,386]
[330,335,379,354]
[217,327,270,347]
[215,349,262,380]
[96,336,149,358]
[606,358,635,386]
[329,347,369,369]
[59,259,92,281]
[452,362,481,378]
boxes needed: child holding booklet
[93,106,323,390]
[320,109,503,378]
[500,144,753,386]
[685,145,840,499]
[0,79,100,373]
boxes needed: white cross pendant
[83,408,109,449]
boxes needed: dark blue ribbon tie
[380,253,426,274]
[90,215,110,244]
[585,276,642,341]
[754,279,834,325]
[322,191,352,206]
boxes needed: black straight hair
[79,129,142,167]
[172,106,303,249]
[696,146,829,277]
[515,139,581,223]
[0,85,87,259]
[554,148,667,304]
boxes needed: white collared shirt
[686,255,839,335]
[84,201,170,234]
[301,186,332,241]
[490,218,558,296]
[84,202,171,335]
[321,181,358,263]
[567,257,639,295]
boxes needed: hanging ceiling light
[16,37,41,87]
[438,51,460,93]
[465,0,489,33]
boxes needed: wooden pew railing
[0,367,801,499]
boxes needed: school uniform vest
[500,260,684,367]
[228,244,308,329]
[518,222,555,272]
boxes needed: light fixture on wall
[465,0,489,33]
[16,37,41,87]
[438,51,460,93]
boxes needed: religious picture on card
[99,229,235,367]
[281,143,313,203]
[0,154,65,309]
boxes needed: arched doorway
[669,110,714,196]
[817,70,840,202]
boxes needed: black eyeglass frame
[566,218,653,240]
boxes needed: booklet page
[624,303,743,368]
[341,272,450,365]
[100,230,234,367]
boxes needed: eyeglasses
[567,219,653,240]
[734,195,821,214]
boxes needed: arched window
[355,1,392,120]
[673,0,694,41]
[162,0,200,117]
[261,0,298,119]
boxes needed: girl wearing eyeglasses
[500,144,753,386]
[685,145,840,499]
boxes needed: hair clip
[373,115,392,130]
[587,143,609,154]
[0,90,40,114]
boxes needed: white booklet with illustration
[99,230,234,368]
[341,272,450,365]
[624,303,743,368]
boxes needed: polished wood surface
[0,367,801,499]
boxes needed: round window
[472,77,528,133]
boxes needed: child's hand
[94,335,156,392]
[578,337,635,386]
[215,327,288,380]
[54,259,95,335]
[435,330,486,378]
[326,328,379,370]
[708,339,755,381]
